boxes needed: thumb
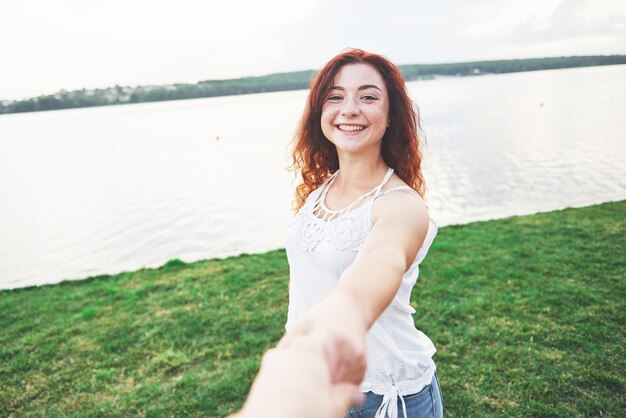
[277,319,313,349]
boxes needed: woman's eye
[327,95,342,101]
[362,95,378,101]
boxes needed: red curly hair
[290,48,426,211]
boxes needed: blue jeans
[347,371,444,418]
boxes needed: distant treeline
[2,55,625,115]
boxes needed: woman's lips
[336,124,367,133]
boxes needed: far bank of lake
[3,55,624,115]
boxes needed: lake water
[1,65,625,290]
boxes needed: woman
[282,49,443,418]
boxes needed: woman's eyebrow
[329,84,383,92]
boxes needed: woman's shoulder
[372,175,429,225]
[379,175,426,204]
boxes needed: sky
[1,0,625,101]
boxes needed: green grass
[1,201,624,417]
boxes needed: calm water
[1,65,625,290]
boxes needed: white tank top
[285,167,439,418]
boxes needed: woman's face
[320,63,389,157]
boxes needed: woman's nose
[341,98,360,116]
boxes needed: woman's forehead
[332,63,386,90]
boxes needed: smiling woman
[290,49,426,211]
[282,49,443,418]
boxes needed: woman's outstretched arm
[280,190,430,383]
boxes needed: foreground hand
[279,292,367,386]
[231,336,364,418]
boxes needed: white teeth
[338,125,365,132]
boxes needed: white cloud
[1,0,624,100]
[508,0,626,44]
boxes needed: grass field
[1,200,624,417]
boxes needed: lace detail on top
[296,168,394,252]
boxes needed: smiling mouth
[336,124,366,132]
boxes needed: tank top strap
[308,171,339,206]
[373,185,430,210]
[314,167,395,217]
[378,185,419,197]
[327,170,340,182]
[373,167,395,196]
[317,171,339,209]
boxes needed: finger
[340,349,366,384]
[351,387,365,407]
[329,383,364,417]
[308,330,341,378]
[324,332,366,384]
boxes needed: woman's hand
[279,291,367,386]
[232,335,364,418]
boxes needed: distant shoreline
[2,55,625,115]
[2,198,624,291]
